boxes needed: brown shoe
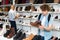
[30,21,41,27]
[23,34,35,40]
[7,27,15,38]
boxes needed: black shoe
[13,30,22,40]
[55,16,58,19]
[32,35,38,40]
[17,33,26,40]
[58,38,60,40]
[4,30,10,37]
[55,37,58,40]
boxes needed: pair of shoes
[14,30,26,40]
[4,27,15,38]
[17,33,26,40]
[13,30,22,40]
[7,28,15,38]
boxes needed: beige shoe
[23,34,35,40]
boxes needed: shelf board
[0,3,59,7]
[54,19,60,21]
[0,11,60,14]
[0,4,11,7]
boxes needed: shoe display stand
[0,3,60,40]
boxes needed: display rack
[0,3,60,38]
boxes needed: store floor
[0,36,13,40]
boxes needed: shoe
[23,34,34,40]
[2,19,5,22]
[17,33,26,40]
[0,24,3,28]
[55,16,58,19]
[30,21,41,27]
[4,30,10,37]
[28,16,33,18]
[7,28,15,38]
[35,15,38,18]
[58,38,60,40]
[13,30,22,40]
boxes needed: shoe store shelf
[0,3,59,7]
[0,4,60,38]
